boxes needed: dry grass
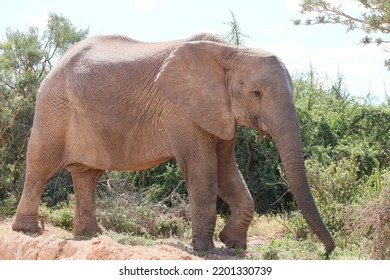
[248,215,285,241]
[349,186,390,259]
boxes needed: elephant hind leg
[12,162,62,234]
[13,99,68,234]
[12,179,47,234]
[70,166,104,236]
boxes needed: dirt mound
[0,219,200,260]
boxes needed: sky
[1,0,388,103]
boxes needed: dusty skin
[0,219,200,260]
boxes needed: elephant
[12,33,335,254]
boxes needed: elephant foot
[192,238,215,252]
[73,222,104,237]
[219,227,247,250]
[12,214,43,235]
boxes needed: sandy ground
[0,217,282,260]
[0,219,200,260]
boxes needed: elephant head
[156,41,335,254]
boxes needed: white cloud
[271,22,312,34]
[134,0,165,11]
[197,28,219,35]
[23,6,54,26]
[24,15,49,26]
[262,40,309,70]
[264,40,388,102]
[272,23,294,33]
[266,40,385,74]
[316,44,385,78]
[284,0,301,12]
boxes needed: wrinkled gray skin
[12,33,335,254]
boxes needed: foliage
[96,188,190,239]
[306,158,365,232]
[221,10,250,46]
[234,127,292,214]
[39,199,75,231]
[41,170,74,206]
[0,192,18,217]
[350,183,390,259]
[97,160,185,208]
[294,0,390,70]
[0,13,88,201]
[281,171,389,259]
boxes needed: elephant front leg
[217,141,255,249]
[175,150,219,251]
[70,168,104,236]
[188,185,218,251]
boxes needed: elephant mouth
[257,129,270,141]
[252,115,271,141]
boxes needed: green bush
[97,190,190,239]
[39,200,74,231]
[234,127,291,214]
[155,214,189,238]
[306,158,363,205]
[42,170,73,206]
[49,207,73,231]
[0,14,88,209]
[305,157,383,232]
[0,192,18,217]
[346,172,390,259]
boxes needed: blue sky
[1,0,388,103]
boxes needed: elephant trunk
[267,112,335,255]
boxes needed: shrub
[306,158,363,206]
[42,170,73,206]
[0,192,18,217]
[49,207,73,231]
[39,199,74,231]
[282,211,310,240]
[305,157,383,233]
[235,127,291,214]
[346,173,390,259]
[154,214,189,238]
[96,189,190,239]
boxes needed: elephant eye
[253,90,262,99]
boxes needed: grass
[1,183,388,260]
[1,205,388,259]
[203,214,372,260]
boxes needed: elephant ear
[155,41,236,140]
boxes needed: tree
[0,13,88,198]
[222,10,250,46]
[294,0,390,70]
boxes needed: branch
[37,63,46,80]
[47,45,58,63]
[41,45,58,72]
[0,107,22,148]
[0,78,16,90]
[160,180,185,205]
[298,1,390,34]
[271,190,291,206]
